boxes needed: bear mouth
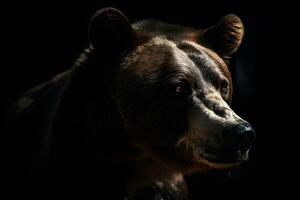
[196,149,250,169]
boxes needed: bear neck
[50,47,128,162]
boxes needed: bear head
[85,7,255,181]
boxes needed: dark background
[1,0,293,199]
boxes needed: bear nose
[223,123,256,151]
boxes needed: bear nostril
[223,123,256,151]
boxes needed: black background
[1,0,293,199]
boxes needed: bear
[7,7,255,199]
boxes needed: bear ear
[201,14,244,60]
[88,8,134,60]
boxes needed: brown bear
[9,7,255,200]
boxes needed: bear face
[87,7,256,179]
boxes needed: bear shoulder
[12,70,71,115]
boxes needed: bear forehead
[121,36,230,84]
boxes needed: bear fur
[7,7,253,200]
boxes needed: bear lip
[196,150,250,169]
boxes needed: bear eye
[220,80,229,95]
[174,81,192,97]
[175,86,182,93]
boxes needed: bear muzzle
[184,95,256,168]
